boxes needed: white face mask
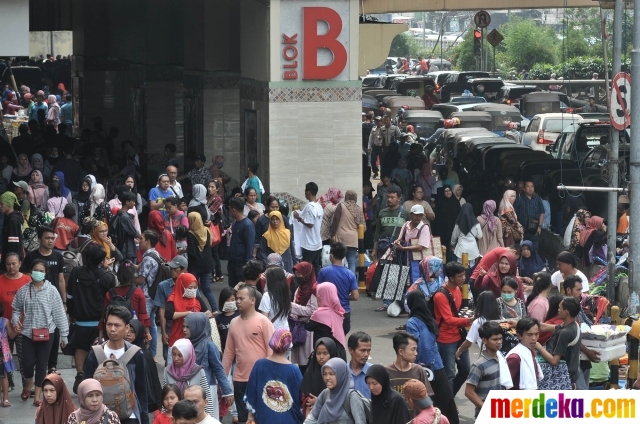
[183,287,197,299]
[222,301,237,312]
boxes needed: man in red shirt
[434,262,472,397]
[421,85,439,110]
[418,56,429,75]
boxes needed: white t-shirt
[197,415,222,424]
[259,292,289,331]
[466,317,486,348]
[299,201,323,251]
[102,344,136,419]
[551,270,589,292]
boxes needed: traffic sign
[486,29,503,47]
[610,72,631,130]
[474,10,491,29]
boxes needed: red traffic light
[474,29,482,39]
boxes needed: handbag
[28,286,50,342]
[208,221,222,247]
[527,216,539,233]
[375,253,412,302]
[370,250,393,295]
[288,316,308,347]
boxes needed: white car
[521,113,581,151]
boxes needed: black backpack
[106,286,137,315]
[145,253,171,299]
[427,286,467,338]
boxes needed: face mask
[295,276,306,286]
[183,287,197,299]
[31,271,46,282]
[501,293,515,301]
[50,154,58,158]
[222,302,237,312]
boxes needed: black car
[495,85,538,107]
[445,71,490,85]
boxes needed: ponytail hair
[525,271,552,308]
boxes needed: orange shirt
[618,212,629,234]
[53,217,79,250]
[0,274,31,321]
[222,313,274,382]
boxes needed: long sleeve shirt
[432,285,470,344]
[228,218,256,264]
[11,280,69,338]
[0,211,24,269]
[222,313,274,382]
[203,342,233,396]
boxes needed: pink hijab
[499,190,517,218]
[166,339,203,391]
[310,283,346,348]
[318,188,344,209]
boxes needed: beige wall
[30,31,73,58]
[203,89,243,182]
[359,23,407,76]
[361,0,594,13]
[269,100,361,200]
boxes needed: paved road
[2,275,478,424]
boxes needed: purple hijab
[166,339,203,391]
[481,200,499,233]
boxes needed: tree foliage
[496,18,558,71]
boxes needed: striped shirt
[513,193,544,233]
[11,281,69,338]
[466,352,501,415]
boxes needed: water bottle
[132,310,138,321]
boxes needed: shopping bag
[376,260,411,302]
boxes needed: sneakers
[73,372,84,394]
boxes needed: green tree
[562,26,592,59]
[449,29,477,71]
[498,18,558,71]
[389,33,430,59]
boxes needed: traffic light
[473,29,482,56]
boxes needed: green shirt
[374,206,410,241]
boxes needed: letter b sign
[303,7,348,80]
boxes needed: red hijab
[293,261,317,306]
[167,273,201,345]
[142,210,177,261]
[485,253,524,299]
[579,216,604,247]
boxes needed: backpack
[106,286,137,315]
[66,238,93,268]
[91,343,141,419]
[145,252,171,300]
[319,389,371,424]
[427,286,466,338]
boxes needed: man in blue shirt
[348,331,373,399]
[227,197,256,288]
[513,179,545,251]
[317,242,359,334]
[29,91,48,122]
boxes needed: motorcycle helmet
[443,119,455,129]
[452,117,461,126]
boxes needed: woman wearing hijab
[416,163,436,203]
[499,189,523,246]
[165,273,208,346]
[452,184,466,205]
[318,187,344,210]
[475,252,525,300]
[578,215,605,266]
[90,221,123,263]
[36,373,77,424]
[85,174,97,189]
[300,339,343,418]
[74,178,92,223]
[568,209,591,255]
[329,190,366,273]
[366,365,411,424]
[259,211,295,272]
[305,283,347,360]
[138,210,177,262]
[304,358,367,424]
[431,185,461,260]
[185,212,217,311]
[47,95,61,129]
[406,256,445,303]
[46,180,68,218]
[477,200,503,255]
[164,339,216,417]
[320,188,343,245]
[125,319,162,413]
[405,291,458,424]
[184,313,233,420]
[188,183,211,225]
[450,203,482,266]
[31,153,46,175]
[82,183,113,224]
[517,240,545,280]
[66,379,119,424]
[290,262,318,370]
[52,171,72,203]
[11,153,33,183]
[28,170,49,210]
[245,329,304,424]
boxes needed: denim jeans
[346,247,358,274]
[146,297,158,357]
[194,269,218,311]
[438,339,470,397]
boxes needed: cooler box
[580,337,627,362]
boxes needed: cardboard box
[580,343,627,362]
[582,337,626,349]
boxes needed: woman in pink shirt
[525,271,552,322]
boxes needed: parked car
[495,85,538,107]
[582,144,630,169]
[521,113,582,151]
[467,78,505,102]
[445,71,491,84]
[361,75,386,88]
[548,121,630,163]
[519,91,571,119]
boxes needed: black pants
[371,145,384,175]
[227,262,245,288]
[302,248,322,276]
[120,418,139,424]
[343,312,351,335]
[211,244,222,277]
[48,328,60,370]
[233,380,249,423]
[22,335,54,387]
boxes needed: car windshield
[544,118,579,132]
[507,88,537,99]
[414,122,438,138]
[362,78,378,87]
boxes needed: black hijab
[432,185,461,246]
[406,290,439,336]
[129,319,145,349]
[128,319,163,412]
[300,338,340,397]
[366,365,411,424]
[73,177,92,203]
[455,203,479,235]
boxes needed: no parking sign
[610,72,631,130]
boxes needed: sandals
[2,400,10,407]
[395,324,407,331]
[48,368,61,375]
[375,305,388,312]
[20,389,30,401]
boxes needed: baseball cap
[13,181,29,192]
[403,379,433,409]
[410,204,425,215]
[168,256,188,269]
[619,194,630,204]
[195,154,206,162]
